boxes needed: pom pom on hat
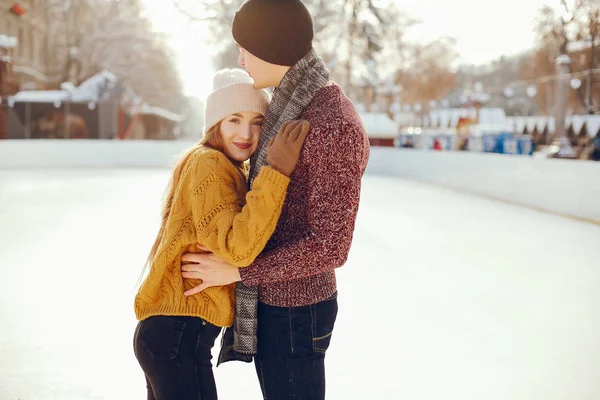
[203,68,270,134]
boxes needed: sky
[399,0,556,64]
[141,0,558,100]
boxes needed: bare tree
[394,37,458,106]
[523,1,600,114]
[171,0,343,73]
[171,0,414,106]
[40,0,184,109]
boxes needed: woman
[133,68,310,400]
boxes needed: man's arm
[239,123,368,286]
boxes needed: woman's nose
[239,124,252,139]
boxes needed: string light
[395,70,599,111]
[485,69,600,94]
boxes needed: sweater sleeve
[239,124,368,285]
[184,151,290,267]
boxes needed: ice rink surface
[1,168,599,399]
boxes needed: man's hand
[180,245,242,296]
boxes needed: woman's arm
[181,120,309,267]
[182,150,289,268]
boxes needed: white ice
[1,168,599,400]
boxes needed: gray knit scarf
[217,49,330,365]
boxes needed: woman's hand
[181,245,241,296]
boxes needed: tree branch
[172,0,214,22]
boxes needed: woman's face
[219,111,264,162]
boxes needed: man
[181,0,370,398]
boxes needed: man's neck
[272,66,292,88]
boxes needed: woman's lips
[234,143,252,150]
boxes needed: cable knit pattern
[239,84,370,307]
[135,146,290,327]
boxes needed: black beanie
[232,0,314,67]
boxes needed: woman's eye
[253,121,263,126]
[228,118,240,124]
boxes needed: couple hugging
[134,1,370,398]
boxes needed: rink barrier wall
[367,147,600,223]
[1,140,599,222]
[0,139,196,168]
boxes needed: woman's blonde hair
[137,121,226,286]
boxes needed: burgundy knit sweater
[238,83,370,307]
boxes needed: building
[0,1,185,140]
[359,112,398,147]
[4,70,184,140]
[0,1,52,95]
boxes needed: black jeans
[133,315,221,400]
[254,292,338,400]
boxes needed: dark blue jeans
[133,315,221,400]
[254,292,338,400]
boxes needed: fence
[0,101,180,140]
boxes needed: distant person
[592,136,600,161]
[460,137,470,151]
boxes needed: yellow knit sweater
[134,146,290,327]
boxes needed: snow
[6,70,182,122]
[69,70,120,102]
[0,34,18,48]
[10,90,69,103]
[1,168,599,400]
[359,112,398,138]
[8,70,119,104]
[566,40,592,52]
